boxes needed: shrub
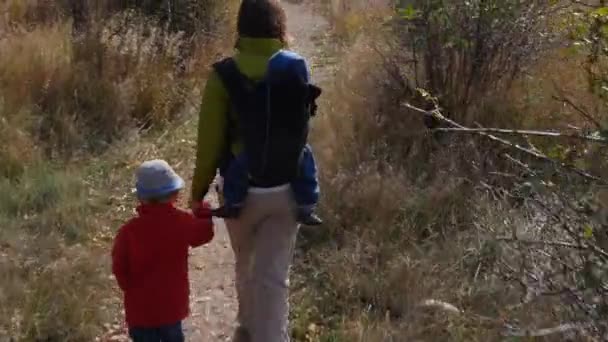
[393,0,559,123]
[297,1,608,341]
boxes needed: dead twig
[417,299,461,314]
[552,93,602,129]
[417,297,594,338]
[433,127,608,144]
[503,322,592,337]
[403,103,607,185]
[496,237,608,260]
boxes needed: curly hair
[237,0,288,45]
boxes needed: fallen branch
[496,237,608,260]
[503,322,591,337]
[433,127,608,145]
[417,298,593,338]
[417,299,461,314]
[403,103,607,185]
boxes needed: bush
[393,0,558,123]
[296,1,608,341]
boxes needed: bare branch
[503,322,592,338]
[552,87,602,129]
[433,127,608,144]
[418,297,595,338]
[497,238,608,260]
[403,103,607,184]
[417,299,461,314]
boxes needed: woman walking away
[190,1,322,341]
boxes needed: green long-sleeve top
[191,37,285,202]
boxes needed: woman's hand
[192,200,213,219]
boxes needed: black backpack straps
[308,84,322,117]
[211,58,246,175]
[309,84,322,102]
[212,57,253,106]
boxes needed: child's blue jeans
[129,321,184,342]
[223,144,320,211]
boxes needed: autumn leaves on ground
[1,0,608,341]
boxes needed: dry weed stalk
[403,100,608,338]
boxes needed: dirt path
[100,3,330,341]
[184,4,329,341]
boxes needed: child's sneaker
[297,208,323,226]
[211,205,242,219]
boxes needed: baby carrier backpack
[212,50,322,187]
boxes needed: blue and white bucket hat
[135,160,185,200]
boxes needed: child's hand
[193,201,213,219]
[188,201,215,247]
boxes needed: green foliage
[397,5,419,20]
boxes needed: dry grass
[0,164,111,340]
[293,3,607,341]
[310,0,391,42]
[0,0,236,340]
[1,0,604,340]
[0,15,208,162]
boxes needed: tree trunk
[70,0,90,34]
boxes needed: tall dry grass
[293,2,607,341]
[0,164,111,340]
[0,0,237,340]
[0,8,227,164]
[310,0,392,42]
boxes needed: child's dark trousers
[129,321,184,342]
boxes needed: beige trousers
[225,187,299,342]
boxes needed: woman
[191,1,300,341]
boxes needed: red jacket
[111,202,214,328]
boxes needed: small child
[213,50,323,226]
[112,160,214,342]
[216,144,321,226]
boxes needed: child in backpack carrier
[212,50,323,226]
[215,143,322,226]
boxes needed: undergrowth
[0,0,237,340]
[293,1,608,341]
